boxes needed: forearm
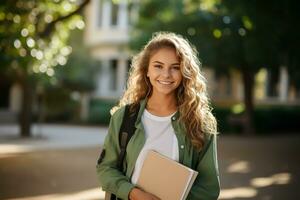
[97,164,135,200]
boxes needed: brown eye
[154,65,162,69]
[172,66,180,70]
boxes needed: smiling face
[147,47,183,98]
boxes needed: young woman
[97,32,220,200]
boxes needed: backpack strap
[117,103,140,170]
[108,104,140,200]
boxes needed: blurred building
[0,0,299,124]
[83,0,299,107]
[84,0,139,99]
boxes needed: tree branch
[38,0,90,38]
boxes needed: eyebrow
[152,61,180,66]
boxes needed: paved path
[0,124,299,200]
[0,124,107,155]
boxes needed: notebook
[136,150,198,200]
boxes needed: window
[111,1,118,26]
[97,0,104,27]
[110,59,118,91]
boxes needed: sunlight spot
[63,2,72,12]
[28,24,35,33]
[33,64,39,73]
[19,48,27,57]
[68,21,77,30]
[272,173,291,184]
[47,68,55,77]
[60,46,72,56]
[0,144,33,155]
[199,0,216,11]
[213,29,222,38]
[13,15,21,23]
[57,56,67,65]
[242,16,253,30]
[14,39,21,48]
[231,104,245,114]
[26,37,35,48]
[187,27,196,36]
[31,49,37,57]
[227,160,250,173]
[39,63,47,73]
[36,50,44,60]
[223,16,231,24]
[238,28,246,36]
[76,20,85,30]
[251,172,291,188]
[251,177,273,187]
[5,187,105,200]
[21,28,29,37]
[255,68,268,99]
[44,14,53,23]
[220,187,257,199]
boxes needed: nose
[162,68,171,78]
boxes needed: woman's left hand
[129,187,161,200]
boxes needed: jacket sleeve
[96,107,135,200]
[187,134,220,200]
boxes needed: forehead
[149,47,180,63]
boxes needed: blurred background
[0,0,299,199]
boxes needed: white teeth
[158,80,173,85]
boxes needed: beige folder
[137,150,198,200]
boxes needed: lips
[157,80,174,85]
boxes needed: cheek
[148,69,158,79]
[174,72,183,82]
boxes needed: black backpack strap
[111,104,139,200]
[117,103,140,170]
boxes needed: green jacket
[96,99,220,200]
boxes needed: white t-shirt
[131,109,179,184]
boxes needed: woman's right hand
[129,187,161,200]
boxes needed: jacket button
[180,145,184,149]
[172,116,176,121]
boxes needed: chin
[155,89,177,96]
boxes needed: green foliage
[88,99,118,125]
[130,0,215,66]
[41,86,80,122]
[55,52,98,91]
[132,0,300,77]
[0,0,87,80]
[132,0,300,134]
[85,99,300,134]
[213,105,300,134]
[254,106,300,134]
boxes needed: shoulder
[204,132,218,145]
[110,106,126,123]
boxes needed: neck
[146,94,178,116]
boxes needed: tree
[131,0,300,134]
[0,0,90,137]
[212,0,300,133]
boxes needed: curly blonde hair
[112,32,218,150]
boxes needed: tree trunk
[241,69,255,135]
[19,74,33,137]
